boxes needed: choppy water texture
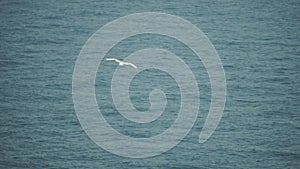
[1,0,299,168]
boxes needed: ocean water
[0,0,299,168]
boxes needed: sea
[0,0,299,168]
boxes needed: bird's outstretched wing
[123,62,137,69]
[105,58,121,63]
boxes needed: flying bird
[105,58,137,69]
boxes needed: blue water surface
[0,0,299,168]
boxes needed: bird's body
[105,58,137,69]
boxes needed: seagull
[105,58,137,69]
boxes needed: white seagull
[105,58,137,69]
